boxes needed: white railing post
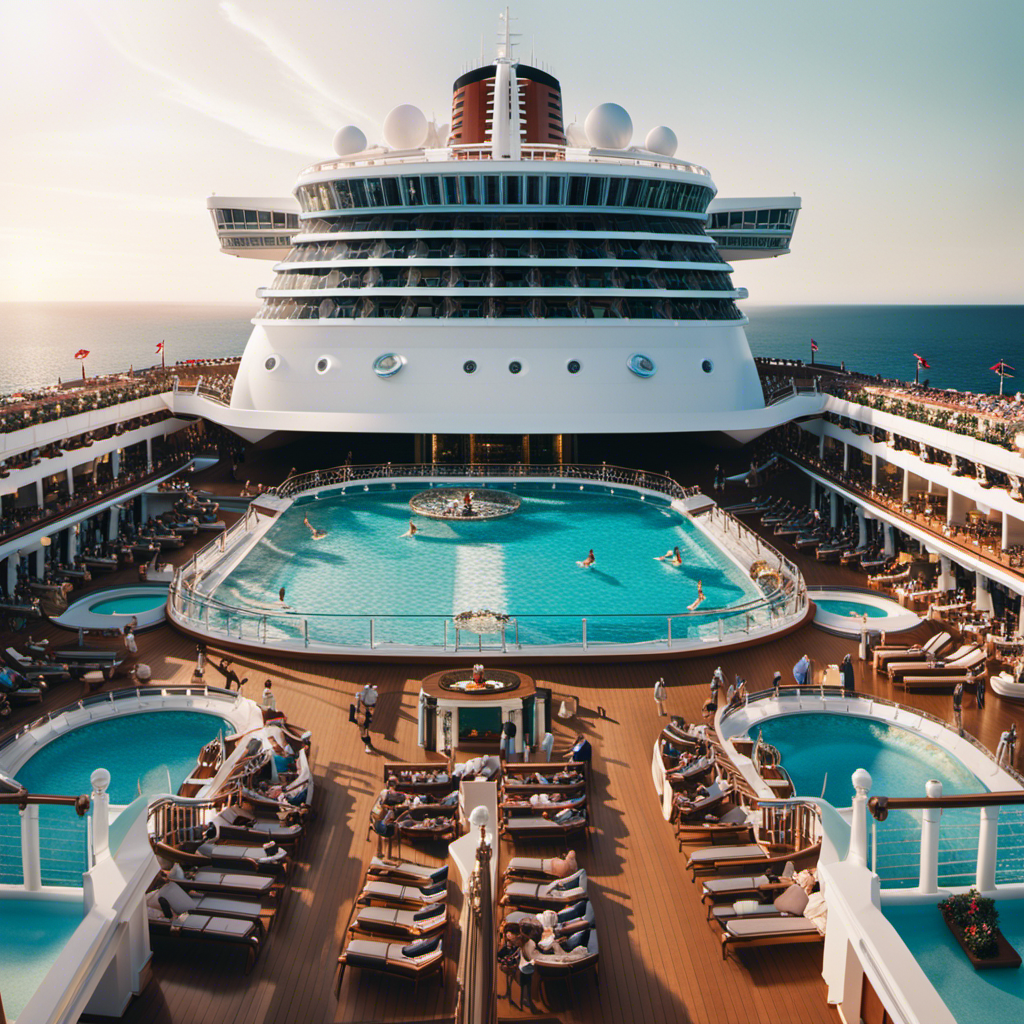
[370,618,375,649]
[871,820,877,872]
[20,804,42,890]
[976,805,999,892]
[304,618,309,647]
[582,618,588,650]
[919,779,943,893]
[90,768,111,860]
[847,768,872,868]
[667,617,672,648]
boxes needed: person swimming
[656,546,683,565]
[402,519,418,537]
[303,516,327,540]
[687,579,705,611]
[577,549,596,568]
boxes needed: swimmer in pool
[577,549,596,568]
[687,580,705,611]
[303,516,327,541]
[656,546,683,565]
[402,520,418,537]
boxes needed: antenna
[496,6,520,60]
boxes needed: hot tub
[51,584,169,631]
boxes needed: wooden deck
[4,471,1022,1024]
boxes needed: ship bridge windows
[212,208,300,231]
[707,208,796,231]
[297,174,713,216]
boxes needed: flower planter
[942,916,1021,971]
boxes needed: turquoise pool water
[0,711,230,886]
[815,598,889,619]
[0,898,83,1021]
[88,592,167,615]
[751,713,1024,887]
[883,902,1024,1024]
[211,485,762,648]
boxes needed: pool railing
[167,463,807,656]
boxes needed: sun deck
[3,460,1023,1024]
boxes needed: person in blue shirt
[568,735,592,764]
[793,654,811,686]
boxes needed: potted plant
[938,889,1021,970]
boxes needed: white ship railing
[167,464,807,655]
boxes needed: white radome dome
[383,104,428,150]
[333,125,367,156]
[645,125,678,157]
[585,103,633,149]
[565,121,590,148]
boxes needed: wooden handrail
[869,791,1024,821]
[0,790,90,814]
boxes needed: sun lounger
[148,881,276,932]
[694,843,819,882]
[502,869,588,910]
[720,915,824,960]
[501,811,588,841]
[899,671,985,691]
[709,903,785,927]
[336,935,444,996]
[531,930,599,1000]
[147,905,263,973]
[887,644,979,681]
[505,855,575,880]
[350,903,448,939]
[210,806,304,845]
[505,900,595,934]
[674,779,731,822]
[687,844,765,875]
[162,865,283,901]
[357,879,448,910]
[367,857,448,886]
[873,631,951,671]
[676,806,755,848]
[192,841,290,875]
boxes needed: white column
[1003,514,1024,550]
[901,469,910,503]
[919,779,943,894]
[857,507,867,548]
[67,526,77,560]
[34,478,44,507]
[111,450,121,479]
[848,769,872,868]
[66,466,75,497]
[35,543,47,579]
[509,706,523,756]
[830,490,839,528]
[21,804,42,890]
[883,524,895,557]
[107,508,120,543]
[5,556,17,594]
[91,768,111,860]
[938,556,954,591]
[871,454,878,488]
[843,442,850,472]
[975,571,994,614]
[146,437,153,471]
[818,433,825,459]
[976,805,999,892]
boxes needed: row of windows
[710,235,790,249]
[268,267,734,291]
[212,208,300,230]
[223,235,294,248]
[295,212,712,237]
[706,208,796,231]
[256,296,742,321]
[297,173,713,216]
[280,237,726,265]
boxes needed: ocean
[0,302,1020,397]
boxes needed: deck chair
[873,631,951,670]
[336,935,444,997]
[501,811,588,841]
[675,779,730,821]
[502,869,588,910]
[367,857,448,887]
[210,806,304,845]
[162,865,282,901]
[193,841,290,875]
[350,903,448,940]
[720,916,824,960]
[532,930,600,1002]
[505,900,594,934]
[147,904,262,973]
[708,903,786,927]
[687,844,767,880]
[886,644,977,681]
[893,645,987,686]
[148,881,275,932]
[357,879,448,910]
[700,862,797,915]
[505,851,577,880]
[676,806,754,849]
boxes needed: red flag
[810,339,818,352]
[74,349,90,360]
[914,353,930,369]
[155,341,164,353]
[991,360,1014,376]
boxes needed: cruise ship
[2,19,1024,1024]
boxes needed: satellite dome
[383,104,428,150]
[585,103,633,150]
[333,125,367,156]
[565,121,590,148]
[645,125,678,157]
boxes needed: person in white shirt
[261,680,277,712]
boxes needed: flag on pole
[156,339,166,368]
[155,341,164,354]
[74,349,89,360]
[991,360,1014,377]
[810,339,819,352]
[913,353,930,368]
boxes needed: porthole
[264,355,279,372]
[702,359,714,374]
[567,359,581,375]
[373,353,405,378]
[463,360,477,374]
[627,353,657,378]
[509,361,522,375]
[315,357,330,375]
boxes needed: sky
[0,0,1021,306]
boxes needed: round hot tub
[52,584,169,631]
[810,587,921,635]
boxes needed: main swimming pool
[210,485,764,648]
[751,713,1024,888]
[0,711,230,886]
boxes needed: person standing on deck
[772,670,782,697]
[793,654,811,687]
[653,677,667,716]
[840,653,855,694]
[261,679,276,712]
[952,680,964,735]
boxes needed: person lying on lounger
[674,784,710,812]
